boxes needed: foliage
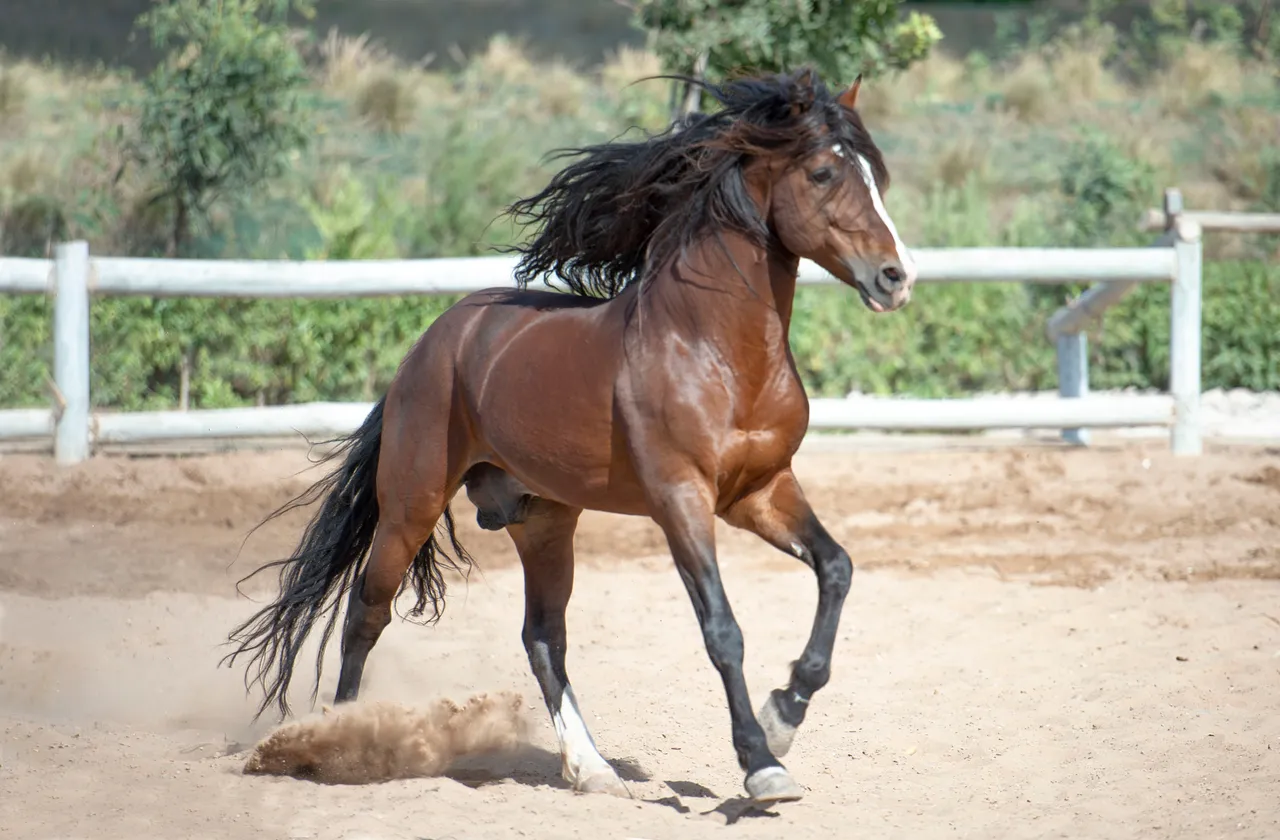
[0,295,52,408]
[3,27,1280,412]
[1089,260,1280,392]
[0,195,67,257]
[1056,129,1156,247]
[993,0,1280,72]
[407,111,527,258]
[1139,0,1280,63]
[70,295,460,410]
[122,0,315,255]
[302,165,403,260]
[630,0,942,106]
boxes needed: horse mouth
[855,282,888,313]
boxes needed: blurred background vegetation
[0,0,1277,411]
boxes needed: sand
[1,439,1278,839]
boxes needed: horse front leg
[647,478,805,805]
[722,468,853,759]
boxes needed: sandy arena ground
[2,437,1279,839]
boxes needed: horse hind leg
[506,498,629,797]
[334,512,440,703]
[335,419,472,704]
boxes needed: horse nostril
[876,265,903,296]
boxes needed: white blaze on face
[832,143,916,278]
[552,685,615,785]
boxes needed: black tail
[221,397,474,722]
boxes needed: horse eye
[810,167,835,185]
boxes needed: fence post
[53,240,91,464]
[1166,189,1202,456]
[1056,332,1089,445]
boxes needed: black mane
[499,67,888,299]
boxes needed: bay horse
[223,67,917,805]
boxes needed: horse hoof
[744,766,804,805]
[758,691,798,758]
[575,770,631,798]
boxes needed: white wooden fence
[0,194,1209,462]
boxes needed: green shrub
[0,194,67,257]
[790,282,1056,398]
[4,259,1274,411]
[1088,260,1280,392]
[0,295,52,409]
[122,0,314,256]
[632,0,941,116]
[1057,129,1156,247]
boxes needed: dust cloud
[242,692,531,784]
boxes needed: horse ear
[838,74,864,110]
[790,67,818,116]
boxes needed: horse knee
[818,545,852,600]
[702,614,745,673]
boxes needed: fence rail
[1,247,1180,298]
[0,196,1208,462]
[1140,207,1280,234]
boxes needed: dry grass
[1152,41,1249,116]
[998,54,1056,122]
[533,59,592,118]
[463,35,593,120]
[1204,104,1280,202]
[995,34,1127,123]
[1044,34,1126,105]
[2,150,55,195]
[355,72,416,134]
[317,28,397,97]
[317,28,445,133]
[600,45,662,92]
[858,52,972,124]
[599,45,668,129]
[469,34,537,85]
[1108,108,1175,178]
[933,133,992,190]
[0,64,28,126]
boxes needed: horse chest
[718,377,807,489]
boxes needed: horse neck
[640,233,801,340]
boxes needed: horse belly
[467,331,646,516]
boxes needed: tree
[122,0,315,256]
[629,0,943,117]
